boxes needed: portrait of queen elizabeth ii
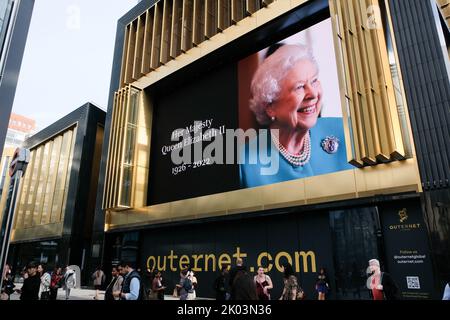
[239,43,354,188]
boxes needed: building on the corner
[92,0,450,299]
[0,0,35,158]
[6,103,105,285]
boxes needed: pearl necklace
[271,131,311,167]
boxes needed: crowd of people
[3,258,449,300]
[0,262,76,300]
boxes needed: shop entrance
[329,207,383,300]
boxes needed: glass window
[329,207,383,300]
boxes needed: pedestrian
[279,262,302,300]
[213,266,229,300]
[92,266,106,300]
[104,265,123,300]
[442,282,450,300]
[229,258,247,299]
[1,264,15,300]
[231,266,258,300]
[63,266,76,300]
[187,270,198,300]
[315,267,330,300]
[367,258,400,300]
[17,262,41,300]
[176,269,192,300]
[49,267,63,300]
[151,270,166,300]
[38,264,51,300]
[114,261,141,300]
[254,266,273,300]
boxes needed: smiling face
[267,59,322,132]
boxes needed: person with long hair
[279,262,299,300]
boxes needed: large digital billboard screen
[148,18,353,205]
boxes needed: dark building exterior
[7,103,105,286]
[93,0,450,299]
[0,0,35,158]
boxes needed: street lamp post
[0,147,30,291]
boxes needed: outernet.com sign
[146,247,317,274]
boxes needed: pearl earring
[271,116,275,121]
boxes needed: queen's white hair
[249,44,319,126]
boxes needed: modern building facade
[4,113,36,149]
[7,103,105,285]
[0,0,34,159]
[94,0,450,299]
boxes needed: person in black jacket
[17,262,41,300]
[214,266,229,300]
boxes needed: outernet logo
[398,208,408,223]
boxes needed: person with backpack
[176,269,192,300]
[114,261,143,300]
[62,266,76,300]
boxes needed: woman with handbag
[38,264,51,300]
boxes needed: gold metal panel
[22,150,36,228]
[37,143,52,224]
[11,222,63,243]
[142,9,154,73]
[151,2,163,69]
[218,0,231,31]
[133,15,145,79]
[193,0,205,45]
[160,0,173,64]
[52,130,73,223]
[61,126,77,220]
[30,146,44,226]
[120,25,130,87]
[205,0,218,39]
[181,0,194,52]
[171,0,183,58]
[102,93,117,208]
[437,0,450,33]
[231,0,245,23]
[330,0,406,167]
[384,0,415,159]
[48,135,63,223]
[125,22,137,83]
[245,0,260,15]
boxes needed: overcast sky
[12,0,139,131]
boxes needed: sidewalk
[9,283,185,300]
